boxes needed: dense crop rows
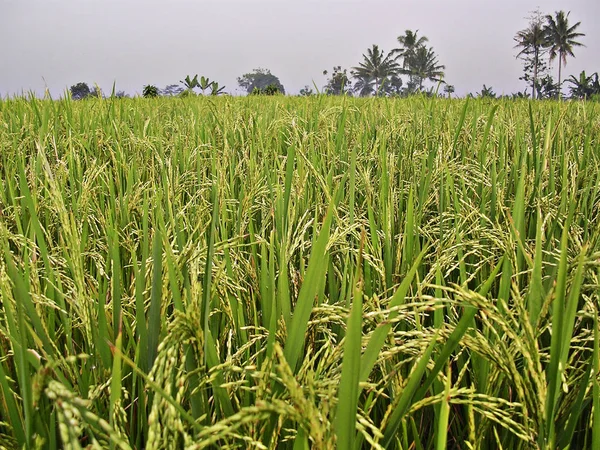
[0,95,599,449]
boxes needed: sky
[1,0,599,97]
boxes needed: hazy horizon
[1,0,599,97]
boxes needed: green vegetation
[142,85,159,98]
[237,68,286,95]
[250,84,283,96]
[179,75,227,97]
[0,94,599,449]
[544,11,585,98]
[515,9,586,100]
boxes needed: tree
[393,30,430,91]
[535,75,560,99]
[262,84,281,95]
[393,30,429,67]
[142,85,159,98]
[180,75,199,95]
[514,9,550,99]
[237,68,285,94]
[70,82,92,100]
[299,85,314,96]
[352,75,374,97]
[323,66,352,95]
[510,90,530,99]
[198,76,212,95]
[443,84,455,98]
[545,11,585,98]
[478,85,497,98]
[404,45,445,91]
[90,86,103,98]
[391,30,446,93]
[380,75,403,96]
[567,71,600,100]
[250,84,282,96]
[114,91,129,98]
[210,82,227,96]
[352,45,399,95]
[161,84,184,96]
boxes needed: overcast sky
[1,0,598,97]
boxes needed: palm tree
[352,45,400,95]
[514,12,549,99]
[544,11,585,98]
[393,30,429,67]
[443,84,455,98]
[352,75,374,97]
[405,46,445,91]
[393,30,429,91]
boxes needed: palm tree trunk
[532,49,538,100]
[558,55,563,100]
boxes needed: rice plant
[0,94,598,449]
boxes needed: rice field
[0,94,599,449]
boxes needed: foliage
[443,84,455,97]
[535,75,560,99]
[180,75,200,94]
[478,84,497,98]
[250,83,282,96]
[178,75,226,96]
[403,45,445,92]
[393,29,430,92]
[352,45,400,96]
[510,90,531,99]
[299,85,314,96]
[199,76,212,95]
[544,10,586,98]
[567,71,600,100]
[393,29,429,64]
[161,84,184,97]
[69,82,92,100]
[352,74,374,97]
[237,68,285,94]
[390,30,446,93]
[380,75,404,96]
[514,9,550,99]
[142,84,159,98]
[323,66,352,95]
[178,89,196,98]
[1,90,599,450]
[210,82,227,96]
[90,86,103,98]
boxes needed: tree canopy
[66,8,593,101]
[346,32,446,97]
[237,68,285,94]
[514,9,586,99]
[69,82,92,100]
[567,71,600,100]
[545,10,585,98]
[323,66,352,95]
[514,9,549,99]
[352,45,400,96]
